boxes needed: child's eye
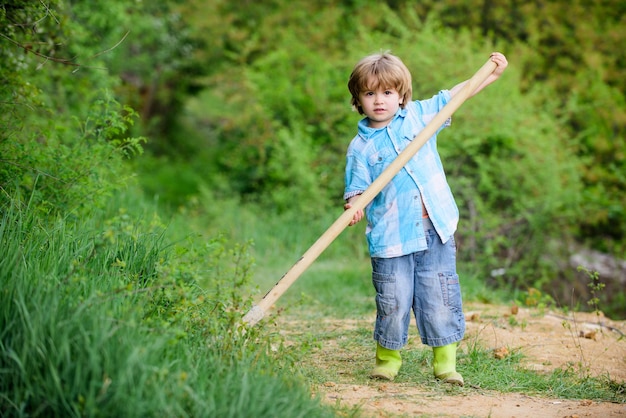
[384,90,393,95]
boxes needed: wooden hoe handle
[243,58,497,326]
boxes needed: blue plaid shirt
[343,90,458,258]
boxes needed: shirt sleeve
[419,90,452,130]
[343,146,370,201]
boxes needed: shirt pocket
[367,147,395,180]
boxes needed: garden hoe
[242,58,498,327]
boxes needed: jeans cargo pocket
[438,272,462,309]
[372,271,397,317]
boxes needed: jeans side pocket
[372,271,397,317]
[438,272,462,309]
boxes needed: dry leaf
[493,346,509,359]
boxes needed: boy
[343,51,507,385]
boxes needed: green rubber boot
[433,343,464,386]
[370,342,402,381]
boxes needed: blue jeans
[371,218,465,349]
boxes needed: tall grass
[173,186,371,295]
[0,193,336,417]
[168,185,509,321]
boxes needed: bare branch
[0,27,131,71]
[0,32,81,67]
[38,0,60,25]
[92,30,130,58]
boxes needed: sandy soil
[281,303,626,418]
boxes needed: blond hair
[347,52,413,115]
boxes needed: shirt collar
[357,107,407,140]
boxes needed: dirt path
[280,303,626,417]
[321,386,625,417]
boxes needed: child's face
[357,82,403,129]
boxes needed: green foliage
[446,71,583,287]
[0,1,147,217]
[408,0,626,253]
[9,0,618,269]
[1,91,144,216]
[169,21,355,212]
[2,2,625,414]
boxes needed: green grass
[0,193,337,418]
[275,259,374,319]
[3,189,623,417]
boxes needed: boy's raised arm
[449,52,508,98]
